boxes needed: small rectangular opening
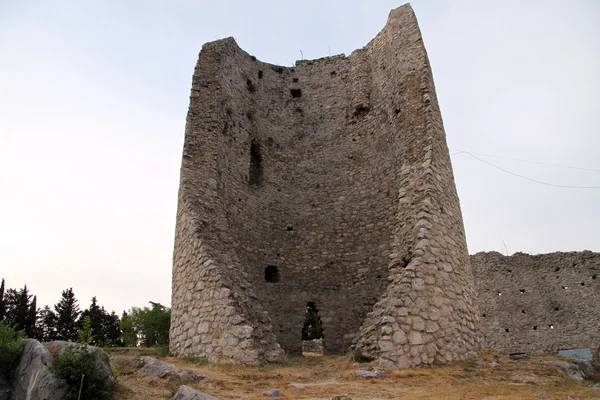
[265,266,279,283]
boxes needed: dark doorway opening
[265,266,279,283]
[302,301,324,356]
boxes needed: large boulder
[549,359,596,381]
[112,356,210,383]
[10,339,67,400]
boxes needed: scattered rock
[262,388,283,397]
[10,339,67,400]
[139,356,181,381]
[474,360,500,368]
[288,382,305,389]
[548,359,595,381]
[113,356,210,383]
[592,382,600,390]
[173,385,217,400]
[354,368,389,378]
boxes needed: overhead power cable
[451,151,600,189]
[451,150,600,173]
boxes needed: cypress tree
[0,278,5,321]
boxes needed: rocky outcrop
[8,340,114,400]
[10,339,66,400]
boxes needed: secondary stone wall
[471,251,600,354]
[170,4,482,367]
[302,339,324,354]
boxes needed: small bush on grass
[0,322,25,379]
[50,343,116,400]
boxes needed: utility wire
[451,151,600,189]
[451,150,600,173]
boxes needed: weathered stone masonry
[471,251,600,355]
[170,4,482,367]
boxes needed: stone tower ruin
[170,4,482,368]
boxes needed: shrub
[0,321,25,378]
[50,343,116,400]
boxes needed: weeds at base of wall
[153,345,170,358]
[349,350,375,364]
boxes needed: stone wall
[302,339,324,354]
[170,4,482,367]
[471,251,600,354]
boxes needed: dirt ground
[107,348,600,400]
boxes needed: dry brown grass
[107,348,600,399]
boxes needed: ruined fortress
[169,4,482,368]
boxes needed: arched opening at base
[301,301,324,356]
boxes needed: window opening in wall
[533,326,538,330]
[505,328,510,333]
[286,225,294,231]
[580,282,585,286]
[290,88,302,98]
[258,70,263,78]
[302,301,324,356]
[593,275,597,280]
[519,289,525,294]
[521,310,526,314]
[265,266,279,283]
[249,139,262,185]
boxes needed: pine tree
[38,305,58,341]
[5,287,29,331]
[0,278,5,321]
[104,311,121,346]
[26,295,38,338]
[54,288,80,341]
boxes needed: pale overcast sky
[1,0,598,314]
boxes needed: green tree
[120,311,137,347]
[4,285,37,337]
[54,288,80,341]
[80,297,105,346]
[128,302,170,347]
[104,311,121,346]
[0,321,25,379]
[78,315,94,344]
[38,305,58,341]
[79,297,121,347]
